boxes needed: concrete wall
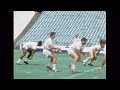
[14,11,35,40]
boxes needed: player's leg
[47,55,53,66]
[88,51,97,66]
[69,50,79,72]
[27,48,32,59]
[71,53,79,64]
[48,54,58,72]
[43,49,58,72]
[24,48,32,64]
[51,53,57,64]
[47,57,53,68]
[17,48,27,64]
[83,50,95,66]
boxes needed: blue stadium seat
[16,11,106,47]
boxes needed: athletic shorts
[22,45,28,49]
[67,48,76,55]
[89,49,94,54]
[43,49,54,57]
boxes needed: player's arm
[101,54,106,67]
[97,54,106,71]
[30,49,35,59]
[49,44,61,50]
[101,47,106,67]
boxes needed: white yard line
[25,71,32,73]
[48,73,54,75]
[29,58,71,61]
[14,58,71,63]
[93,77,99,79]
[63,68,98,79]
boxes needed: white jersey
[90,44,101,51]
[70,41,82,51]
[44,38,53,50]
[73,38,80,43]
[23,42,38,50]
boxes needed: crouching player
[67,38,87,72]
[82,39,106,66]
[43,32,61,72]
[17,41,42,64]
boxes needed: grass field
[14,49,106,79]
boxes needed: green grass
[14,49,106,79]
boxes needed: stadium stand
[15,11,106,47]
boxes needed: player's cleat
[52,69,60,72]
[69,64,75,73]
[70,68,81,74]
[16,63,21,65]
[69,64,71,68]
[82,61,86,66]
[69,64,77,73]
[24,61,29,64]
[71,70,81,74]
[69,64,73,71]
[83,63,86,66]
[47,66,52,71]
[88,63,94,66]
[28,58,31,60]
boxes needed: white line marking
[48,73,54,75]
[25,71,32,73]
[63,68,98,79]
[93,77,99,79]
[30,58,71,61]
[14,58,72,63]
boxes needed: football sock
[83,58,89,63]
[17,59,21,63]
[71,63,75,70]
[52,64,56,70]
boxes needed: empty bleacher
[16,11,106,47]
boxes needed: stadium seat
[16,11,106,47]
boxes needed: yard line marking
[48,73,54,75]
[63,68,98,79]
[93,77,99,79]
[29,58,71,61]
[25,71,32,73]
[14,58,72,63]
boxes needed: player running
[82,39,106,66]
[17,41,42,64]
[43,32,61,72]
[67,37,87,72]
